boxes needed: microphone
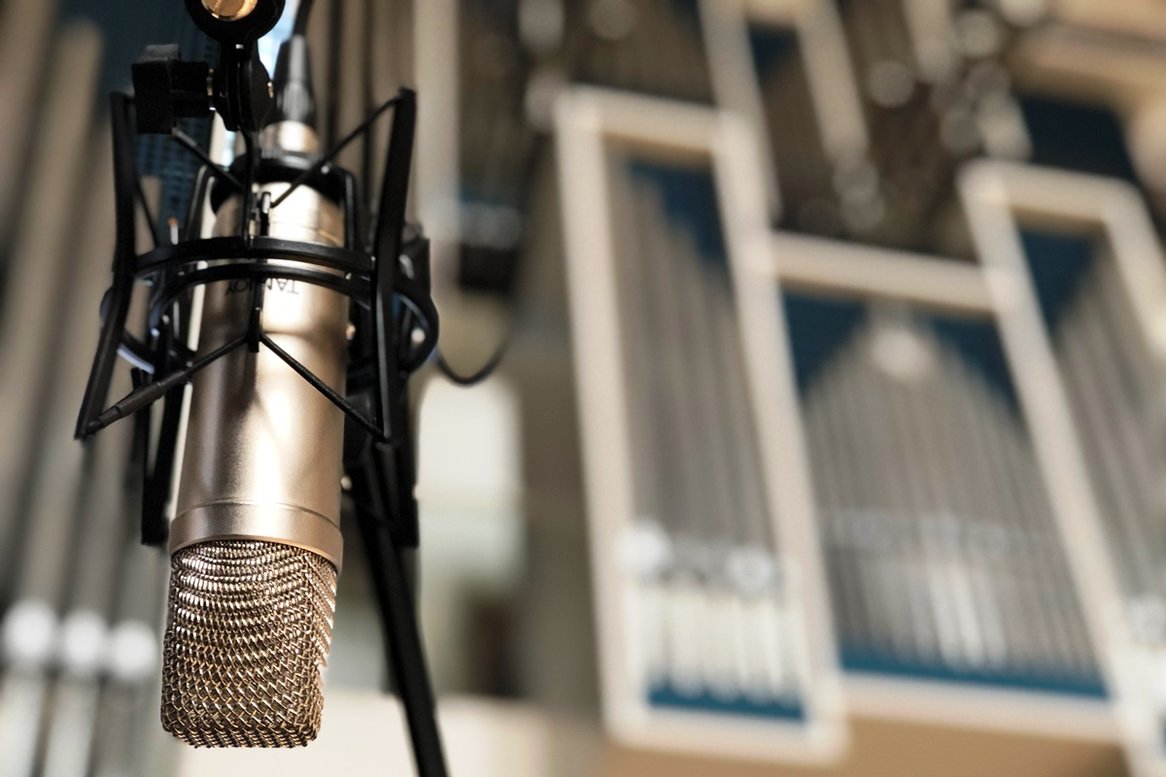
[160,35,346,748]
[76,1,451,769]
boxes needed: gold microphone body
[161,124,350,748]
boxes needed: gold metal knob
[202,0,259,20]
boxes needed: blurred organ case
[546,0,1166,775]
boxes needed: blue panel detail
[649,684,806,721]
[925,316,1019,413]
[626,161,727,271]
[1019,95,1139,183]
[137,116,215,228]
[57,0,217,227]
[841,646,1109,699]
[782,292,1021,412]
[748,24,798,81]
[57,0,212,97]
[667,0,702,29]
[781,292,866,395]
[1019,229,1097,332]
[458,185,523,210]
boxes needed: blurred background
[4,0,1166,775]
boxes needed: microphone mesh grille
[161,540,338,748]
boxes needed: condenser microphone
[76,0,449,767]
[160,35,347,748]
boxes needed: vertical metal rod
[612,166,670,693]
[1065,260,1161,605]
[919,326,996,673]
[946,348,1038,676]
[870,314,948,669]
[831,326,900,662]
[801,340,872,668]
[632,185,706,695]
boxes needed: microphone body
[161,131,350,747]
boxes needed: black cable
[436,329,512,387]
[293,0,316,35]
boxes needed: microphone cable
[436,331,512,387]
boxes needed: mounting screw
[202,0,258,20]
